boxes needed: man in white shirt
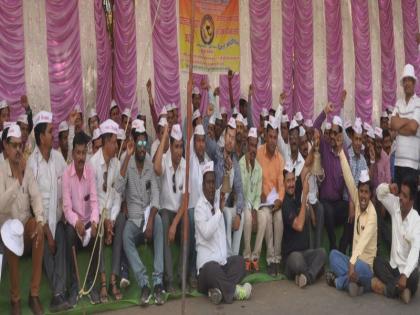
[286,120,305,177]
[150,117,168,161]
[373,178,420,303]
[27,111,69,312]
[195,161,251,305]
[154,124,186,292]
[90,119,124,301]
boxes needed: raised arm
[147,79,159,134]
[153,124,169,176]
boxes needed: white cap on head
[171,124,183,141]
[235,113,245,125]
[158,117,168,127]
[194,124,205,136]
[268,115,279,130]
[100,119,119,135]
[344,120,352,130]
[325,122,332,130]
[34,111,52,128]
[209,114,216,125]
[359,169,370,183]
[374,127,383,139]
[17,114,28,125]
[400,64,417,84]
[363,121,372,131]
[215,111,223,120]
[192,86,201,95]
[220,107,227,115]
[332,115,343,128]
[74,104,82,113]
[248,127,258,139]
[304,119,313,128]
[135,120,146,134]
[92,128,101,141]
[202,160,214,176]
[7,124,21,139]
[131,119,142,130]
[110,99,118,110]
[299,126,306,137]
[380,111,389,119]
[122,108,131,117]
[3,121,15,130]
[232,107,238,115]
[353,123,363,135]
[117,128,126,141]
[192,109,201,121]
[239,92,247,101]
[260,108,269,118]
[160,106,168,117]
[59,121,69,133]
[367,127,375,139]
[355,117,362,126]
[227,117,236,129]
[294,111,303,122]
[243,118,248,127]
[284,161,295,174]
[88,108,98,119]
[1,219,24,256]
[0,100,8,110]
[289,119,299,130]
[281,114,289,124]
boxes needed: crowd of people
[0,64,420,315]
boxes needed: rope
[78,0,163,298]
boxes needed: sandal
[100,281,109,303]
[109,277,123,301]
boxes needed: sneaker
[267,264,276,277]
[400,288,411,304]
[88,289,101,305]
[140,286,152,306]
[153,284,166,305]
[348,282,363,297]
[295,274,308,289]
[234,283,252,301]
[325,271,336,287]
[208,288,223,305]
[245,259,252,272]
[49,294,70,313]
[251,259,260,272]
[120,278,130,289]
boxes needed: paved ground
[101,280,420,315]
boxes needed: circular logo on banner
[200,14,215,45]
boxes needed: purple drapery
[0,0,25,120]
[219,74,240,116]
[250,0,272,127]
[94,0,112,121]
[192,73,209,114]
[324,0,344,119]
[113,0,137,115]
[150,0,181,118]
[401,0,420,95]
[282,0,295,117]
[351,0,372,123]
[45,0,84,141]
[378,0,397,110]
[293,0,313,119]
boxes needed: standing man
[0,124,45,315]
[27,111,69,312]
[109,100,121,125]
[0,99,10,130]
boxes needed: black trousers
[373,256,419,298]
[198,256,245,304]
[321,200,350,252]
[284,248,327,284]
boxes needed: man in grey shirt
[115,125,165,306]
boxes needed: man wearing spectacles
[154,123,186,293]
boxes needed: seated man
[282,162,326,288]
[62,132,101,306]
[326,134,377,297]
[195,161,251,304]
[373,177,420,304]
[116,123,165,306]
[0,124,44,315]
[27,111,69,312]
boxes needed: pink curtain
[219,73,240,116]
[401,0,420,95]
[94,0,112,121]
[45,0,84,140]
[324,0,343,119]
[113,0,137,115]
[293,0,313,119]
[250,0,272,127]
[192,73,209,114]
[0,0,25,120]
[281,0,295,117]
[150,0,181,117]
[351,0,372,123]
[378,0,397,110]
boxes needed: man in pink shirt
[62,132,100,307]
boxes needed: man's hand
[348,262,358,282]
[397,274,407,291]
[146,79,152,95]
[251,209,258,232]
[91,222,98,238]
[126,139,135,156]
[207,104,214,117]
[21,95,29,111]
[324,102,334,115]
[144,217,154,240]
[168,221,177,243]
[220,193,226,211]
[273,199,282,212]
[31,222,44,249]
[213,87,220,97]
[232,214,241,231]
[75,220,85,237]
[348,201,355,224]
[228,69,233,81]
[279,91,286,105]
[389,183,399,196]
[68,111,78,126]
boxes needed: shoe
[153,284,166,305]
[267,263,276,277]
[251,259,260,272]
[120,277,130,289]
[295,274,308,289]
[208,288,223,305]
[245,259,251,272]
[140,286,152,306]
[87,288,101,305]
[325,271,336,287]
[49,294,70,313]
[28,295,44,315]
[234,283,252,301]
[189,275,198,290]
[10,300,21,315]
[400,288,411,304]
[348,282,363,297]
